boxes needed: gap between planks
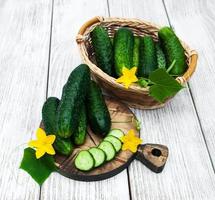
[162,0,215,174]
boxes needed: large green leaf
[149,68,184,102]
[20,148,56,185]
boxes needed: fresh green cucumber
[42,97,73,156]
[138,36,158,77]
[57,64,90,138]
[91,26,114,76]
[72,104,87,145]
[87,81,111,137]
[75,150,95,171]
[104,136,122,152]
[108,129,124,139]
[98,141,116,161]
[156,43,166,69]
[158,27,187,75]
[114,28,134,76]
[133,36,140,68]
[89,147,106,167]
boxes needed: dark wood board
[40,96,168,181]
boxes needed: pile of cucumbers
[91,25,187,78]
[75,129,124,171]
[42,64,111,156]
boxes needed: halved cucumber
[89,147,106,167]
[98,141,116,161]
[75,150,94,171]
[104,136,122,152]
[108,129,124,139]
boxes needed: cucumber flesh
[104,136,122,152]
[108,129,124,139]
[98,141,116,161]
[89,147,106,167]
[75,150,94,171]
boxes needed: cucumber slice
[104,136,122,152]
[108,129,124,139]
[75,150,94,171]
[89,147,106,167]
[98,141,116,161]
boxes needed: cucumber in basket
[89,147,106,167]
[138,36,158,77]
[75,150,95,171]
[91,26,114,76]
[114,27,134,76]
[104,136,122,152]
[158,27,187,75]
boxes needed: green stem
[166,60,176,73]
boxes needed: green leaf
[20,148,57,185]
[148,68,184,102]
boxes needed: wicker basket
[76,16,198,109]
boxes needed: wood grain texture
[164,0,215,167]
[40,0,130,199]
[108,0,215,199]
[0,0,52,199]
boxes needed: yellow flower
[116,67,138,89]
[28,128,56,159]
[120,129,142,153]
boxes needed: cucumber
[158,27,187,75]
[98,141,116,161]
[87,81,111,137]
[91,26,114,76]
[104,136,122,152]
[133,36,140,68]
[42,97,73,156]
[57,64,90,138]
[138,36,158,77]
[89,147,106,167]
[75,150,95,171]
[156,43,166,69]
[114,28,134,76]
[108,129,124,139]
[72,104,87,145]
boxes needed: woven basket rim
[76,16,198,93]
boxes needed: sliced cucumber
[89,147,106,167]
[108,129,124,139]
[104,136,122,152]
[75,150,94,171]
[98,141,116,161]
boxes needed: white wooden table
[0,0,215,199]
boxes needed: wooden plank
[108,0,215,199]
[40,0,130,199]
[0,0,52,199]
[164,0,215,166]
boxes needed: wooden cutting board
[41,96,168,182]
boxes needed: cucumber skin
[158,27,187,75]
[87,81,111,137]
[57,64,90,138]
[72,104,87,145]
[138,36,158,77]
[133,36,140,68]
[42,97,73,156]
[91,26,114,76]
[156,43,166,69]
[114,28,134,77]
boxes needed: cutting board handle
[136,143,169,173]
